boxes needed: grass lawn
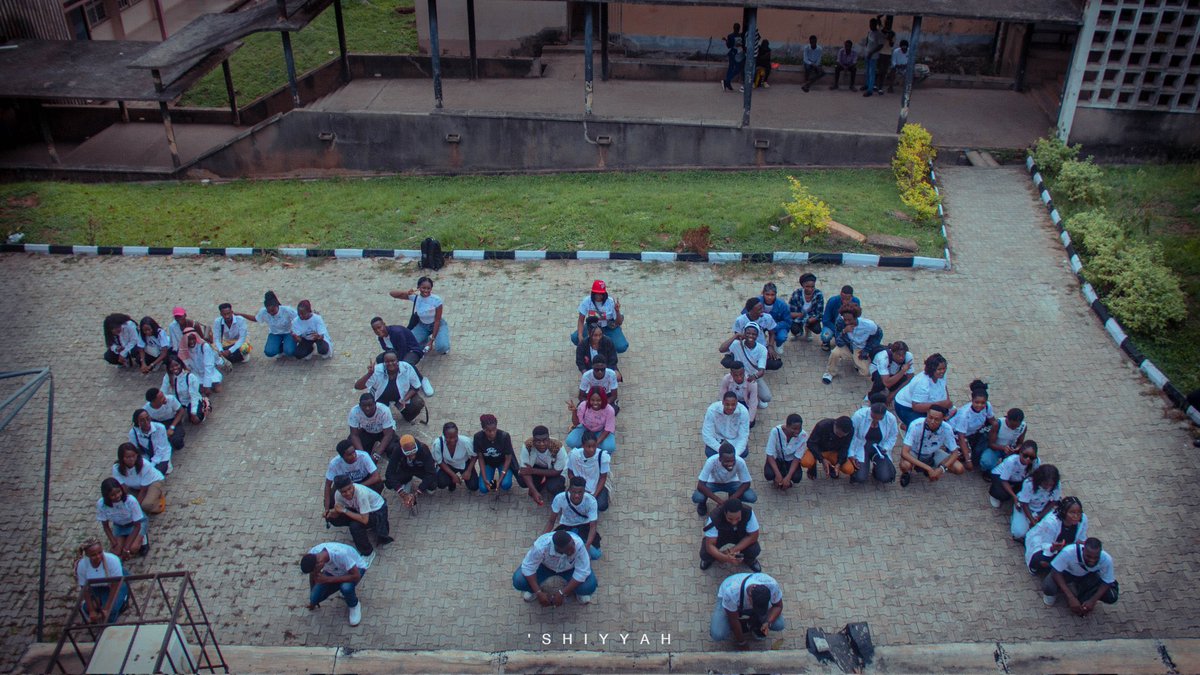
[1052,164,1200,394]
[179,0,418,109]
[0,169,944,256]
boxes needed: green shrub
[892,123,940,224]
[782,176,832,234]
[1056,158,1109,207]
[1088,240,1188,333]
[1031,135,1081,178]
[1067,209,1122,257]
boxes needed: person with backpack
[710,572,786,645]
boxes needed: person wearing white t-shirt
[868,341,914,404]
[700,497,761,573]
[1012,464,1061,540]
[703,393,751,458]
[237,290,297,358]
[301,541,368,626]
[1042,538,1118,613]
[567,433,611,511]
[763,414,806,491]
[544,476,601,560]
[720,323,772,408]
[129,409,173,476]
[347,393,397,460]
[291,299,333,360]
[578,361,620,413]
[950,380,995,472]
[390,276,452,354]
[693,443,757,517]
[886,39,909,93]
[849,400,900,484]
[980,407,1027,474]
[75,541,128,624]
[213,302,251,364]
[514,530,597,605]
[710,572,785,645]
[431,422,478,492]
[571,279,627,353]
[143,388,187,452]
[720,362,760,426]
[1026,496,1088,576]
[324,439,383,509]
[138,316,171,374]
[519,426,568,506]
[113,443,166,515]
[733,297,781,359]
[898,406,962,487]
[162,357,205,425]
[988,441,1039,508]
[355,352,426,423]
[96,478,148,561]
[325,475,392,558]
[893,353,953,427]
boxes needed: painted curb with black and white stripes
[1,165,953,270]
[1026,156,1200,426]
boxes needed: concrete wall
[415,0,566,57]
[192,109,896,177]
[1070,107,1200,159]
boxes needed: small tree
[782,176,832,235]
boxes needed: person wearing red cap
[571,280,627,354]
[167,306,210,357]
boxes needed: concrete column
[466,0,478,79]
[281,31,301,107]
[897,15,922,133]
[1058,0,1101,141]
[584,2,594,115]
[741,7,756,127]
[428,0,443,108]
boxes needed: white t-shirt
[704,510,760,538]
[698,454,751,484]
[902,419,957,462]
[891,46,909,67]
[1050,543,1115,584]
[142,328,170,357]
[870,350,914,377]
[894,373,948,408]
[76,552,124,587]
[255,305,297,334]
[733,313,777,336]
[567,448,610,493]
[95,494,145,526]
[143,395,182,424]
[414,294,444,325]
[992,454,1039,481]
[1016,478,1061,513]
[325,451,378,483]
[579,368,619,395]
[347,404,396,434]
[519,441,567,473]
[578,296,617,328]
[1024,512,1089,566]
[951,402,994,436]
[521,531,592,581]
[727,338,767,376]
[308,542,366,576]
[764,425,807,463]
[112,462,164,491]
[552,491,599,527]
[718,572,783,613]
[129,422,172,466]
[291,313,332,348]
[431,435,474,471]
[333,483,386,515]
[995,419,1027,448]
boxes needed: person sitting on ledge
[571,279,627,353]
[513,529,598,606]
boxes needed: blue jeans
[710,601,786,641]
[866,57,878,91]
[570,325,628,354]
[475,465,513,493]
[113,518,149,549]
[80,571,129,624]
[894,403,921,427]
[411,320,451,354]
[772,325,790,347]
[264,333,296,358]
[309,569,365,608]
[565,426,616,455]
[512,564,598,596]
[692,482,757,504]
[979,448,1006,474]
[723,55,744,88]
[820,326,836,347]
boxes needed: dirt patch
[6,194,39,209]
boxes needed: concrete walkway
[0,167,1195,671]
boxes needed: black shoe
[802,84,810,92]
[700,558,713,570]
[830,84,839,90]
[138,543,150,557]
[900,472,911,487]
[746,559,762,573]
[820,343,832,352]
[807,466,817,480]
[863,91,873,97]
[377,535,394,546]
[696,501,708,517]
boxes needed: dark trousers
[595,486,610,512]
[833,64,857,88]
[353,430,386,454]
[700,533,760,565]
[723,55,744,88]
[1028,551,1054,576]
[1042,571,1118,604]
[294,337,330,359]
[435,467,477,491]
[851,449,896,484]
[375,350,424,379]
[166,424,186,452]
[104,347,144,367]
[763,459,801,482]
[223,349,246,364]
[989,476,1021,503]
[391,466,438,493]
[557,523,602,549]
[327,504,390,556]
[525,472,566,497]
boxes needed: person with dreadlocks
[1025,496,1088,576]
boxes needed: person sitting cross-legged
[703,392,751,458]
[519,425,568,507]
[801,416,856,480]
[544,476,602,560]
[385,434,439,516]
[897,405,963,487]
[693,441,757,517]
[700,497,762,573]
[324,474,392,564]
[763,413,806,492]
[710,572,786,646]
[1042,538,1119,615]
[513,530,598,606]
[301,542,368,626]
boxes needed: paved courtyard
[1,167,1197,670]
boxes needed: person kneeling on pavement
[700,497,762,573]
[710,572,786,646]
[545,476,602,560]
[385,434,438,516]
[1042,537,1118,615]
[513,530,598,606]
[324,474,391,563]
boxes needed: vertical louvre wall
[0,0,72,40]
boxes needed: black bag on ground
[420,237,444,270]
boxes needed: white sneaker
[166,460,174,475]
[757,401,769,409]
[421,377,435,397]
[348,602,362,626]
[1042,593,1056,606]
[577,594,592,604]
[989,496,1001,508]
[361,551,377,569]
[522,591,535,602]
[821,373,833,384]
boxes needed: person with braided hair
[1025,496,1089,576]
